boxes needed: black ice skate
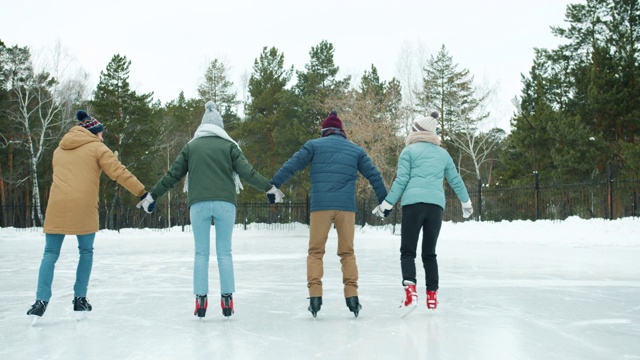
[27,300,48,317]
[220,293,234,317]
[345,296,361,318]
[194,294,208,318]
[72,297,92,320]
[308,296,322,318]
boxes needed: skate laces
[73,297,91,311]
[427,290,438,309]
[403,281,418,307]
[195,295,208,310]
[32,300,46,309]
[28,300,47,314]
[221,294,233,307]
[221,293,234,316]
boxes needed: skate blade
[29,315,41,326]
[400,303,418,318]
[75,311,89,321]
[349,304,362,318]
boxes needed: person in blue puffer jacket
[372,111,473,314]
[270,111,387,318]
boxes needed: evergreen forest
[1,0,639,227]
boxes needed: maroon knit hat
[321,111,343,130]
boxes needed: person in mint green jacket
[141,101,284,319]
[372,111,473,314]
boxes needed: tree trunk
[0,163,5,227]
[27,136,44,225]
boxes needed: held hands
[372,201,393,218]
[461,200,473,219]
[136,192,156,214]
[266,185,285,204]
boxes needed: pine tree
[237,47,295,201]
[197,59,240,132]
[417,45,482,149]
[91,54,157,228]
[294,40,350,136]
[502,0,640,184]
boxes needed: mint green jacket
[385,141,470,209]
[152,136,271,206]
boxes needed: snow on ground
[1,217,639,360]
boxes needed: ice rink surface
[1,218,639,360]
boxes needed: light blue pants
[190,200,236,295]
[36,233,95,302]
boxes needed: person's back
[270,111,387,318]
[391,140,467,210]
[294,135,385,212]
[181,136,252,206]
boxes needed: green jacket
[152,136,271,206]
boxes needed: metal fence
[2,175,638,231]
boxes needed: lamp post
[511,96,540,220]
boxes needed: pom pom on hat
[201,101,224,128]
[76,110,104,135]
[412,111,439,133]
[76,110,91,121]
[321,110,343,131]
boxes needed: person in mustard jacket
[26,110,151,321]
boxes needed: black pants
[400,203,443,291]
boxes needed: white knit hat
[412,111,439,133]
[201,101,224,128]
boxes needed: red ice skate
[221,293,234,317]
[426,290,438,310]
[400,280,418,317]
[194,294,208,318]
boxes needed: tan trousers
[307,210,358,298]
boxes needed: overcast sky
[0,0,578,130]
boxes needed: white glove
[461,200,473,219]
[136,192,156,214]
[372,200,393,218]
[266,185,285,204]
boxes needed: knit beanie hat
[321,111,343,131]
[201,101,224,128]
[412,111,439,133]
[76,110,104,134]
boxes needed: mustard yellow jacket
[43,126,146,234]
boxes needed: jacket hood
[59,126,101,150]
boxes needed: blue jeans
[36,233,95,301]
[190,200,236,295]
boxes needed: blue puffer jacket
[271,134,387,212]
[385,141,470,209]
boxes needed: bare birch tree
[6,43,88,225]
[448,97,506,182]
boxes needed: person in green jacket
[137,101,284,319]
[372,111,473,314]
